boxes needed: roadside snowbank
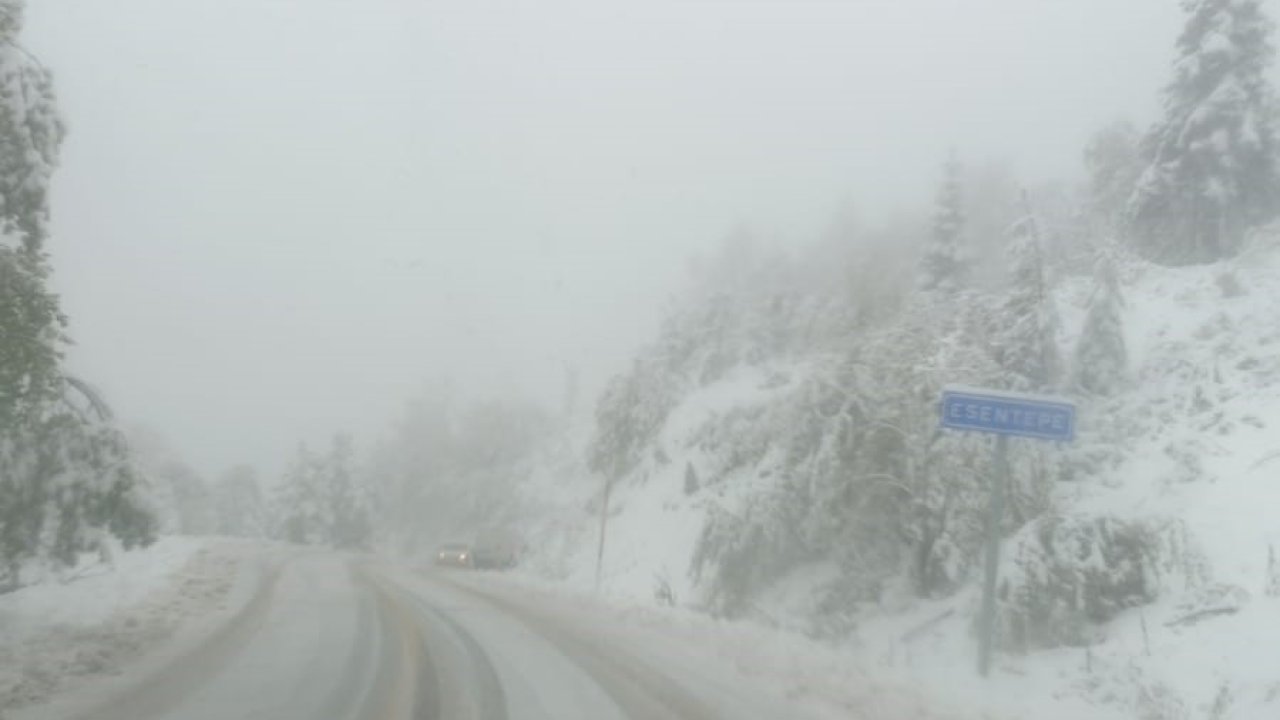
[0,537,267,716]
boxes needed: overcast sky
[23,0,1183,479]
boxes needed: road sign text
[940,388,1075,442]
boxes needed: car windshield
[4,2,1274,718]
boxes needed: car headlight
[460,553,468,561]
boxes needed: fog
[23,0,1181,477]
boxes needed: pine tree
[273,436,370,548]
[1084,120,1144,233]
[919,152,968,293]
[324,433,370,549]
[991,206,1061,391]
[156,460,214,534]
[1128,0,1280,264]
[1072,255,1128,396]
[273,444,323,544]
[683,462,700,495]
[213,465,267,537]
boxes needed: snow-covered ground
[453,568,972,720]
[0,537,272,717]
[833,243,1280,720]
[0,540,962,719]
[518,361,815,603]
[506,236,1280,720]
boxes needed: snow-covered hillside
[511,231,1280,719]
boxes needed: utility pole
[594,474,612,591]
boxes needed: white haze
[23,0,1181,477]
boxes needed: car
[469,540,517,570]
[434,542,473,568]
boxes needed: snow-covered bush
[272,434,372,549]
[996,515,1162,652]
[1072,254,1128,396]
[690,484,812,617]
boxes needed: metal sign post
[977,434,1007,677]
[939,385,1075,677]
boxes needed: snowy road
[21,554,806,720]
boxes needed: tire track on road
[360,568,508,720]
[412,602,507,720]
[433,575,723,720]
[67,558,287,720]
[358,568,443,720]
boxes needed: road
[25,554,808,720]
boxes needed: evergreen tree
[324,433,370,549]
[1084,120,1144,233]
[589,368,673,483]
[158,460,214,534]
[991,206,1061,391]
[1128,0,1280,264]
[213,465,267,537]
[683,462,699,495]
[1072,254,1128,396]
[272,436,370,548]
[919,152,968,293]
[273,444,324,544]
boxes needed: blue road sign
[941,385,1076,677]
[940,386,1076,442]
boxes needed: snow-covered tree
[1,383,155,581]
[273,444,324,544]
[990,209,1061,391]
[1128,0,1280,265]
[273,435,371,548]
[687,297,1014,614]
[0,0,64,428]
[212,465,267,537]
[366,386,456,550]
[126,427,217,534]
[1084,120,1144,233]
[162,461,215,534]
[0,1,62,258]
[1072,254,1128,396]
[589,366,674,483]
[0,3,154,589]
[683,462,699,495]
[961,161,1024,285]
[323,434,371,549]
[919,152,968,293]
[364,388,551,551]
